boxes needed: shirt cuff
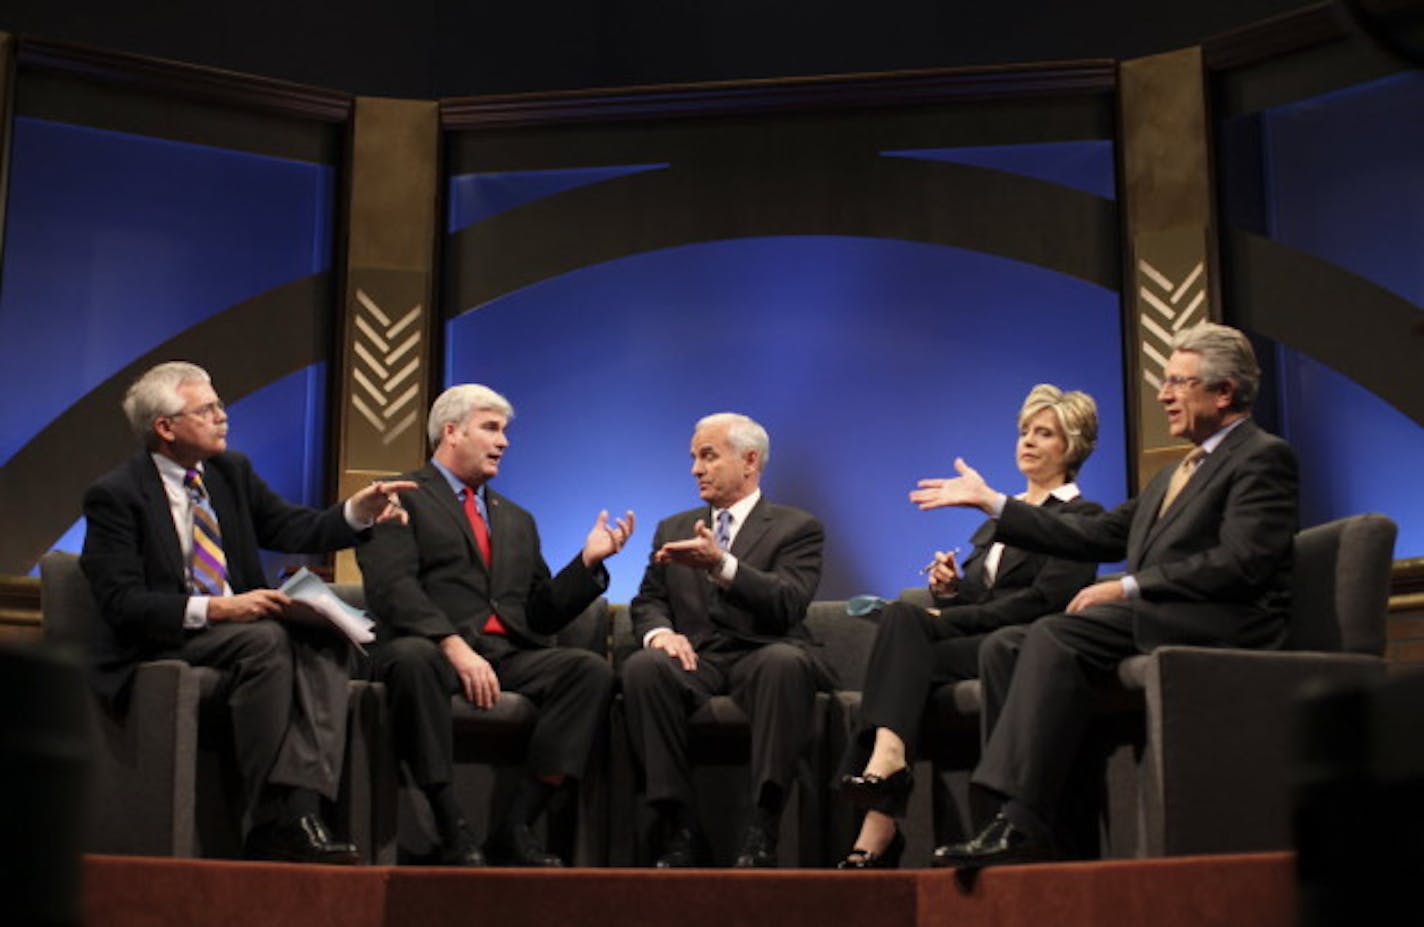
[183,596,209,630]
[343,498,372,530]
[1120,575,1141,600]
[643,628,672,648]
[988,493,1008,517]
[711,552,738,587]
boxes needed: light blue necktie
[715,509,732,551]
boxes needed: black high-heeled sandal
[836,828,906,870]
[840,767,914,817]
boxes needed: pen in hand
[919,547,962,574]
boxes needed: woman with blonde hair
[836,384,1102,868]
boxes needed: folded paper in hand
[278,567,376,651]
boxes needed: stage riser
[82,852,1296,927]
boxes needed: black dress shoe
[840,767,913,817]
[931,813,1054,869]
[485,824,564,867]
[836,827,905,870]
[243,813,360,865]
[732,821,777,869]
[436,825,488,867]
[655,826,701,868]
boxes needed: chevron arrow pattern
[350,288,423,446]
[1137,257,1207,392]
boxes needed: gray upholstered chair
[901,513,1398,859]
[40,550,387,861]
[1117,512,1397,855]
[372,596,613,866]
[40,550,245,857]
[606,603,837,867]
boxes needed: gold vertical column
[333,98,440,582]
[1118,47,1219,490]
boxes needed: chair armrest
[1122,645,1385,855]
[90,660,207,856]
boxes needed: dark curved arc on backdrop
[0,273,333,574]
[443,156,1120,318]
[1223,227,1424,427]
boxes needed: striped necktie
[184,468,228,596]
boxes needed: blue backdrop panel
[448,164,668,231]
[0,117,335,467]
[882,140,1117,200]
[0,116,335,569]
[1253,72,1424,556]
[446,236,1126,604]
[41,364,330,579]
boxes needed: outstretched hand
[653,519,725,572]
[909,458,999,514]
[582,509,636,567]
[350,479,419,526]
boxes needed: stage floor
[83,851,1296,927]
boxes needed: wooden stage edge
[84,851,1297,927]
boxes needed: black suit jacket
[631,496,824,653]
[994,419,1299,649]
[356,463,607,655]
[80,450,361,701]
[936,493,1103,635]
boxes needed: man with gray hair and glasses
[623,412,832,869]
[81,361,414,863]
[910,322,1299,867]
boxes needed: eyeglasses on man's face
[1159,375,1204,393]
[170,400,227,420]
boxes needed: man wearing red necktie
[358,384,635,867]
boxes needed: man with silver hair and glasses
[358,384,635,867]
[81,361,414,863]
[910,322,1299,867]
[623,412,832,868]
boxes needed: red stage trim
[83,852,1296,927]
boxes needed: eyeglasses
[1159,375,1203,393]
[170,401,226,420]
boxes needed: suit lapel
[729,497,771,562]
[484,488,507,581]
[990,494,1061,587]
[136,455,186,586]
[420,465,486,573]
[1139,420,1254,556]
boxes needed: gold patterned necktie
[1158,447,1206,516]
[184,469,228,596]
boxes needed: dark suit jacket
[994,419,1298,650]
[356,463,607,655]
[936,493,1103,636]
[630,496,824,654]
[80,450,361,702]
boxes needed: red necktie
[462,487,506,636]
